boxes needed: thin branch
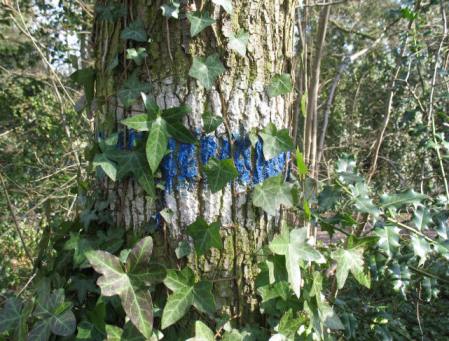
[0,172,33,263]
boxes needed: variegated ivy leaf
[121,114,153,131]
[212,0,233,14]
[228,29,249,57]
[269,227,325,298]
[121,20,148,42]
[161,1,180,18]
[126,47,148,65]
[86,237,164,339]
[189,54,225,89]
[267,73,293,97]
[204,158,238,193]
[259,122,294,160]
[187,11,215,37]
[252,175,294,215]
[331,247,370,289]
[202,111,223,133]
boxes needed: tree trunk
[92,0,296,319]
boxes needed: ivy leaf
[95,3,126,21]
[161,286,194,329]
[278,309,302,338]
[64,232,94,268]
[93,153,117,181]
[267,73,293,97]
[175,240,192,259]
[187,218,223,256]
[118,72,151,108]
[228,29,249,57]
[126,236,153,272]
[204,158,238,193]
[252,175,293,215]
[163,267,195,292]
[259,123,294,160]
[126,48,148,65]
[212,0,233,14]
[121,20,148,42]
[70,68,95,109]
[161,105,191,122]
[187,11,215,37]
[0,297,22,333]
[135,167,156,198]
[141,93,160,115]
[121,114,153,132]
[187,320,214,341]
[189,54,225,89]
[269,227,325,298]
[296,147,308,177]
[192,281,216,315]
[86,249,154,339]
[413,206,433,231]
[28,320,51,341]
[374,225,401,259]
[317,300,345,330]
[146,117,169,173]
[380,190,428,209]
[331,247,369,289]
[166,121,196,144]
[202,111,223,133]
[161,1,180,18]
[411,235,431,266]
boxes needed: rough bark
[92,0,296,318]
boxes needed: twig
[0,172,33,263]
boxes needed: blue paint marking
[200,136,217,164]
[110,130,289,193]
[219,138,231,160]
[233,136,252,184]
[161,138,177,191]
[177,142,197,182]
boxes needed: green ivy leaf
[317,300,345,330]
[252,175,293,215]
[278,309,302,338]
[204,158,238,193]
[374,225,401,259]
[146,117,168,173]
[121,20,148,42]
[70,68,95,109]
[118,72,151,108]
[331,247,369,289]
[64,232,94,268]
[228,29,249,57]
[269,227,325,297]
[93,153,117,181]
[121,114,153,132]
[163,267,195,292]
[175,240,192,259]
[189,54,225,89]
[259,123,294,160]
[0,297,22,333]
[161,1,181,18]
[187,320,214,341]
[212,0,233,14]
[95,3,126,21]
[28,320,51,341]
[267,73,293,97]
[187,218,223,256]
[166,121,196,144]
[187,11,215,37]
[202,111,223,133]
[126,48,148,65]
[161,286,194,329]
[192,281,216,315]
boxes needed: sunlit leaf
[189,54,225,89]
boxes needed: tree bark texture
[92,0,297,317]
